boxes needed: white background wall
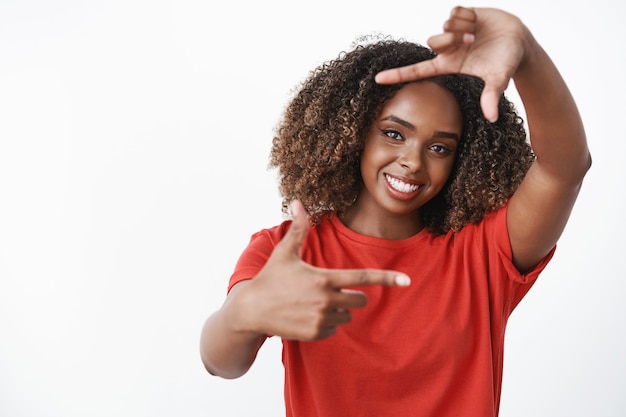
[1,0,624,416]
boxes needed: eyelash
[381,129,403,141]
[380,129,452,155]
[430,144,452,155]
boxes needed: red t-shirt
[229,205,554,417]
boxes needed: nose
[398,143,423,173]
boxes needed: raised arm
[376,7,591,272]
[506,22,590,272]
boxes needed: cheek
[360,154,378,183]
[432,158,456,183]
[365,139,398,164]
[360,144,386,174]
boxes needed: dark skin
[201,199,410,378]
[375,6,590,272]
[341,81,463,240]
[200,6,590,379]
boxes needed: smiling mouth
[384,174,421,193]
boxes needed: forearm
[200,283,266,379]
[513,28,591,182]
[505,24,591,271]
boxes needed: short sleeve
[227,221,291,293]
[478,203,556,312]
[490,203,556,284]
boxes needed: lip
[384,173,423,200]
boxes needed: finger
[480,75,510,123]
[480,85,502,123]
[449,5,476,21]
[443,17,476,35]
[326,268,411,289]
[437,7,476,50]
[313,325,338,341]
[324,308,353,326]
[331,289,368,309]
[375,58,440,85]
[288,324,337,342]
[277,200,309,257]
[426,32,472,54]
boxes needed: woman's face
[355,81,462,227]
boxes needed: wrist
[514,24,544,80]
[225,281,265,337]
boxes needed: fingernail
[463,33,475,44]
[395,274,411,286]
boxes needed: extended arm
[200,201,411,379]
[200,282,267,379]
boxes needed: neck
[340,200,424,240]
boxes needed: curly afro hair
[269,37,535,235]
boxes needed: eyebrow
[382,115,416,131]
[433,131,460,141]
[381,115,460,141]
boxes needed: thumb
[480,83,504,123]
[279,200,310,258]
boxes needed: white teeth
[385,174,419,193]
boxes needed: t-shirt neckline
[328,213,431,248]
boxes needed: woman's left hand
[375,6,530,122]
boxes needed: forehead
[378,82,463,130]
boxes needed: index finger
[325,268,411,289]
[374,59,441,85]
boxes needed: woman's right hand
[235,200,411,341]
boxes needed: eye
[380,129,404,141]
[429,144,452,155]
